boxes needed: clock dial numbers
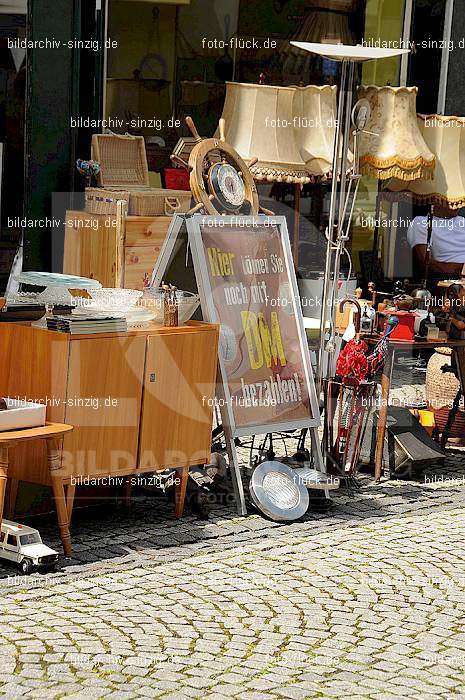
[208,163,246,212]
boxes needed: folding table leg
[0,445,10,531]
[46,437,72,557]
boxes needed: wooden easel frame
[152,213,325,515]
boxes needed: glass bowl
[87,288,143,314]
[142,289,200,324]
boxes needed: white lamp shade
[388,115,465,210]
[358,86,435,182]
[292,85,338,177]
[218,82,311,184]
[290,42,409,62]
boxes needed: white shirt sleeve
[407,216,428,249]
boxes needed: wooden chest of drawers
[63,210,172,289]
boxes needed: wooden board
[125,216,171,247]
[124,244,163,290]
[64,211,119,287]
[62,335,146,478]
[139,327,218,470]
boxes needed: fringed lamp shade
[388,115,465,209]
[358,86,435,182]
[218,82,311,184]
[292,85,338,177]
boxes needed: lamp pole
[289,43,410,394]
[317,58,356,390]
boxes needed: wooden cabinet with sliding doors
[0,320,219,553]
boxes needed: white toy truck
[0,520,59,574]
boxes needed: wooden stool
[0,423,73,555]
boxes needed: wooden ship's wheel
[171,117,272,216]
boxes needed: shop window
[408,0,446,113]
[0,8,26,293]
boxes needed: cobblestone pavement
[1,449,465,698]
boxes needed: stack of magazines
[47,315,128,334]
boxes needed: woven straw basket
[86,133,191,216]
[426,347,465,437]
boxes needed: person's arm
[412,244,463,276]
[450,315,465,331]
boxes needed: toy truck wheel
[20,558,33,575]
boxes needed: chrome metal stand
[317,58,359,391]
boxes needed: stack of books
[47,315,128,334]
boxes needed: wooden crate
[63,210,171,289]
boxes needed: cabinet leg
[6,478,19,519]
[174,468,189,518]
[46,438,72,557]
[0,446,10,530]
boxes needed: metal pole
[327,60,355,380]
[317,58,356,387]
[293,183,301,266]
[317,59,347,392]
[423,204,434,289]
[370,186,381,281]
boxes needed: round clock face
[209,162,246,212]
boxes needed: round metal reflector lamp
[250,461,309,522]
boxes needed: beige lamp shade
[358,86,435,182]
[387,114,465,209]
[292,85,338,177]
[218,82,311,184]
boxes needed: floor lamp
[290,43,410,392]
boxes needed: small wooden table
[375,338,465,480]
[0,423,74,554]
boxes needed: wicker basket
[127,188,192,216]
[85,188,129,216]
[426,347,465,438]
[86,133,192,216]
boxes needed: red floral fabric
[336,339,369,382]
